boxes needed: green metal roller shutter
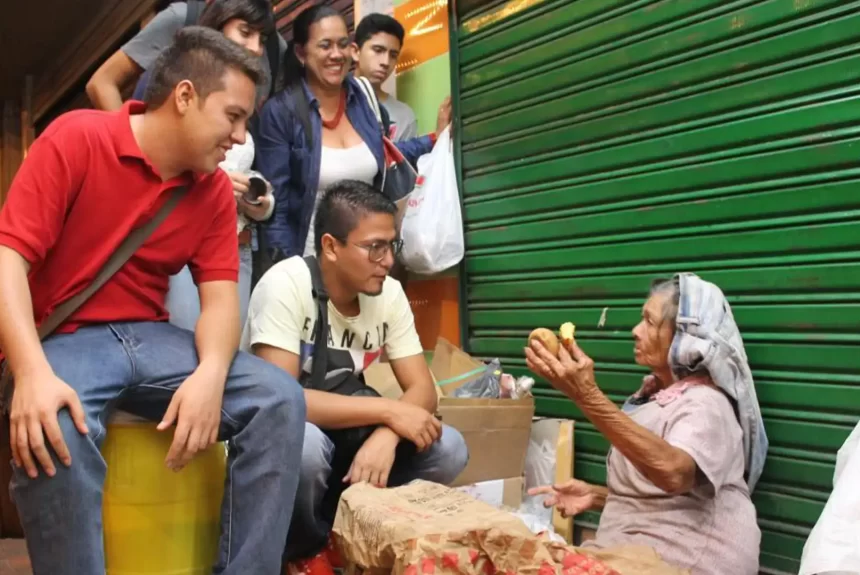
[450,1,860,573]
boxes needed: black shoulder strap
[0,185,189,406]
[185,0,205,26]
[304,255,329,390]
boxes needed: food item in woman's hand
[528,328,559,356]
[559,322,576,346]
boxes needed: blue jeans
[167,246,253,331]
[9,322,306,575]
[285,421,469,560]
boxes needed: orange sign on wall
[407,276,461,350]
[394,0,449,75]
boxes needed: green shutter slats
[454,1,860,571]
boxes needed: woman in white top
[255,5,448,263]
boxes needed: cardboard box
[455,476,524,509]
[431,338,535,487]
[364,338,535,488]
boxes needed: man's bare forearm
[0,247,50,379]
[85,80,124,112]
[195,282,240,380]
[389,356,438,413]
[306,389,398,429]
[398,384,437,413]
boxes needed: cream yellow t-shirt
[240,256,423,380]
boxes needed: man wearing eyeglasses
[240,179,468,574]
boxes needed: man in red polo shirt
[0,27,305,575]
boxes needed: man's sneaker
[284,552,335,575]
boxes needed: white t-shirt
[303,142,378,257]
[240,256,423,381]
[219,134,274,235]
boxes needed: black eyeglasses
[350,239,404,262]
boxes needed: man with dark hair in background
[351,13,451,142]
[243,179,468,575]
[0,27,305,575]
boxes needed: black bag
[301,256,415,525]
[302,255,387,442]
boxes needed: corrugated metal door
[451,1,860,573]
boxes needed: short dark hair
[144,26,265,108]
[198,0,276,36]
[315,180,397,253]
[355,13,405,48]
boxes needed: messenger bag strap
[303,255,330,390]
[36,185,189,339]
[0,185,189,411]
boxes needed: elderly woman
[525,274,768,575]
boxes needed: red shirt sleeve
[188,170,239,284]
[0,132,86,265]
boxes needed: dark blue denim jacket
[254,76,434,256]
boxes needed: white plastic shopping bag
[399,126,464,274]
[799,420,860,575]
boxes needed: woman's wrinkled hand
[525,337,598,401]
[528,479,595,518]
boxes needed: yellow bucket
[101,411,227,575]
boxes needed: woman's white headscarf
[669,273,769,492]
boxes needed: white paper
[456,479,505,508]
[513,497,563,543]
[799,420,860,575]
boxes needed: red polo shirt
[0,101,238,334]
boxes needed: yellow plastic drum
[101,410,227,574]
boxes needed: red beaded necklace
[321,90,346,130]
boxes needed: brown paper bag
[333,480,624,575]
